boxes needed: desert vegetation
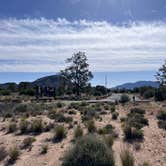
[0,55,165,166]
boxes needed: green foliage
[74,126,83,139]
[61,52,93,96]
[62,135,115,166]
[53,125,66,142]
[126,108,148,129]
[120,149,134,166]
[19,89,35,96]
[120,94,130,104]
[112,112,119,120]
[30,119,43,133]
[157,111,166,121]
[86,120,96,133]
[19,119,29,134]
[9,146,20,162]
[0,90,11,96]
[155,86,166,101]
[123,126,143,141]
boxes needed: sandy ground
[0,102,165,166]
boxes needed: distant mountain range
[0,75,160,90]
[114,81,159,90]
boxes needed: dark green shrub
[0,146,8,161]
[86,120,96,133]
[143,89,154,99]
[130,108,145,115]
[9,146,20,162]
[53,125,66,142]
[120,149,134,166]
[157,111,166,121]
[74,126,83,139]
[68,110,76,115]
[0,90,11,96]
[120,94,130,104]
[62,135,115,166]
[158,120,166,130]
[112,112,119,120]
[123,126,143,141]
[56,102,63,108]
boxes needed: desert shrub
[157,111,166,121]
[143,89,154,99]
[0,90,11,95]
[126,109,148,129]
[53,125,66,142]
[0,146,8,161]
[8,122,17,133]
[30,119,43,133]
[65,116,73,123]
[120,149,134,166]
[111,106,116,113]
[68,110,76,115]
[112,112,119,120]
[68,102,80,110]
[74,126,83,139]
[14,104,28,113]
[86,120,96,133]
[62,135,115,166]
[19,119,29,134]
[104,135,114,148]
[158,120,166,130]
[120,94,130,104]
[41,144,48,154]
[130,108,145,115]
[8,146,20,162]
[21,137,36,149]
[56,102,64,108]
[123,126,143,141]
[19,89,35,96]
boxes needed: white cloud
[0,18,165,72]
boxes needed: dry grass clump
[74,126,83,139]
[53,125,66,142]
[8,146,20,163]
[120,149,134,166]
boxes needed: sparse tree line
[0,52,166,101]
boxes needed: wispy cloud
[0,18,165,72]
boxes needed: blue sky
[0,0,166,85]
